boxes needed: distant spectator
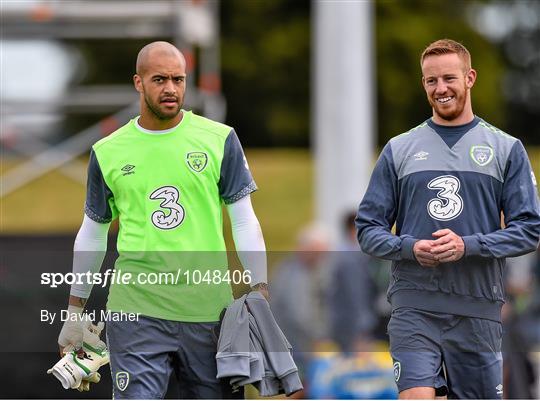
[328,211,378,352]
[270,224,332,375]
[503,250,540,399]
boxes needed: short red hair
[421,39,471,71]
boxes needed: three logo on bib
[470,145,493,167]
[186,152,208,173]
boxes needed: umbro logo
[414,151,429,161]
[121,164,135,176]
[496,383,503,395]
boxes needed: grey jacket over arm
[216,291,303,397]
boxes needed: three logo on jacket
[116,371,130,392]
[393,361,401,382]
[427,175,463,221]
[414,151,429,161]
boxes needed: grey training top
[356,117,540,321]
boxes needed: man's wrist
[68,295,87,309]
[251,282,269,300]
[251,282,268,291]
[401,237,418,260]
[462,235,480,257]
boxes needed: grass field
[2,146,540,250]
[529,147,540,183]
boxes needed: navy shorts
[388,307,503,399]
[106,315,243,399]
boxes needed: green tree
[376,0,505,144]
[221,0,310,147]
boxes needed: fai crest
[186,152,208,173]
[470,145,494,166]
[393,361,401,382]
[116,371,130,392]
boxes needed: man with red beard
[356,39,540,399]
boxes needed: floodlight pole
[313,0,375,244]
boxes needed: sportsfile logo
[40,268,252,289]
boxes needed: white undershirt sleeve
[226,195,267,285]
[69,215,110,299]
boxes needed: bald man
[134,42,187,128]
[57,41,268,398]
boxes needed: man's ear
[133,74,143,93]
[421,75,430,92]
[466,68,477,89]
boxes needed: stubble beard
[144,93,183,121]
[429,84,468,122]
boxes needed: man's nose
[435,79,447,94]
[163,79,176,94]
